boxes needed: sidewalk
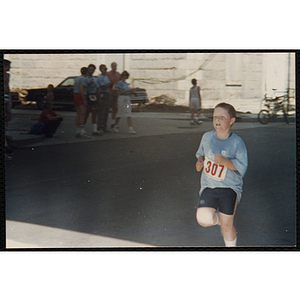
[5,107,293,149]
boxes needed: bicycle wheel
[258,110,270,124]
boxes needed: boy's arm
[196,156,204,172]
[214,154,237,171]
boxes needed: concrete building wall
[4,52,295,113]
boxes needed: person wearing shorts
[189,78,202,125]
[114,71,138,134]
[195,102,248,247]
[73,67,90,138]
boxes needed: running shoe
[128,127,136,134]
[92,131,103,136]
[80,133,92,139]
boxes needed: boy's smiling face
[213,107,235,135]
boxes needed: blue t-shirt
[85,76,99,95]
[117,80,130,95]
[196,130,248,202]
[96,74,110,93]
[73,75,87,94]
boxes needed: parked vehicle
[10,92,20,108]
[22,77,148,110]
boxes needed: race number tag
[204,158,227,181]
[113,84,119,91]
[88,95,97,101]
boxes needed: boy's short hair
[4,59,11,66]
[191,78,197,85]
[99,64,106,71]
[121,70,129,78]
[81,67,88,75]
[88,64,96,70]
[215,102,236,118]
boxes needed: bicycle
[258,94,289,124]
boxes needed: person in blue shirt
[195,102,248,247]
[85,64,102,136]
[73,67,91,138]
[97,64,113,133]
[114,71,138,134]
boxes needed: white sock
[75,124,80,134]
[93,123,97,132]
[224,237,237,247]
[80,125,86,134]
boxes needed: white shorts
[116,95,132,118]
[190,98,201,110]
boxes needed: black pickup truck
[20,76,148,110]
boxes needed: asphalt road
[4,114,297,249]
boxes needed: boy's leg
[196,108,202,118]
[219,191,238,247]
[196,207,218,227]
[219,213,236,246]
[196,188,219,227]
[191,108,195,121]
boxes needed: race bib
[112,84,119,91]
[204,158,227,181]
[88,95,97,101]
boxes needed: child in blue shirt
[195,102,248,247]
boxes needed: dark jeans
[97,93,110,131]
[43,118,63,135]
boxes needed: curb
[9,134,46,148]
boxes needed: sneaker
[128,127,136,134]
[196,120,203,125]
[92,131,103,136]
[190,120,196,125]
[80,133,92,139]
[114,126,119,133]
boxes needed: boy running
[195,103,248,247]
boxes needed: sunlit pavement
[6,221,153,248]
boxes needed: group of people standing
[73,62,138,138]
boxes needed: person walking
[195,102,248,247]
[97,64,113,133]
[189,78,202,125]
[106,62,120,129]
[114,71,138,134]
[85,64,102,136]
